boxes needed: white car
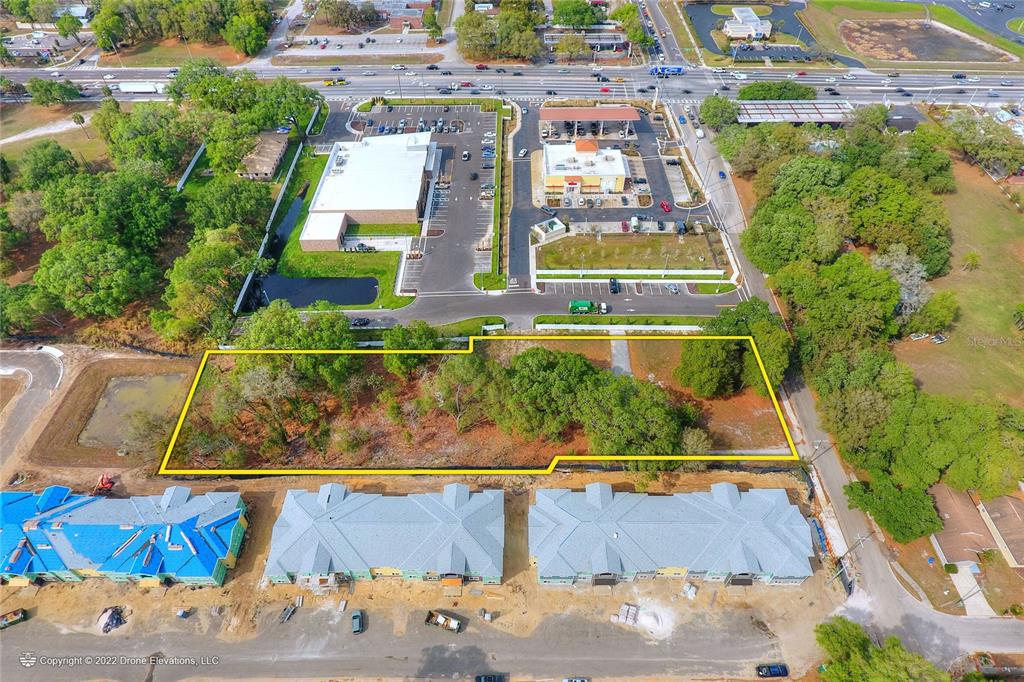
[103,73,115,80]
[842,73,857,80]
[362,70,376,76]
[50,71,59,77]
[786,73,798,79]
[384,89,396,95]
[967,76,980,82]
[481,84,493,90]
[881,78,892,85]
[712,67,725,73]
[405,71,417,77]
[731,72,748,80]
[518,148,528,157]
[591,65,602,71]
[825,76,837,82]
[391,64,406,70]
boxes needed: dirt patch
[30,358,199,469]
[892,535,965,616]
[271,53,443,66]
[627,338,791,452]
[840,19,1013,62]
[0,375,25,414]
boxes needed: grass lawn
[0,102,98,140]
[346,224,421,236]
[892,162,1024,409]
[274,149,413,310]
[538,234,723,271]
[0,124,108,164]
[1009,17,1024,35]
[534,314,710,326]
[893,535,966,616]
[97,38,247,67]
[474,272,508,290]
[695,282,737,294]
[355,316,506,341]
[710,4,771,16]
[976,550,1024,616]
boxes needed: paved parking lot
[541,280,689,298]
[351,104,498,294]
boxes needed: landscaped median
[476,103,512,292]
[533,314,712,328]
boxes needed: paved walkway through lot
[949,567,998,616]
[610,331,633,376]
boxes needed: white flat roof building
[299,133,438,250]
[723,7,772,40]
[542,140,630,194]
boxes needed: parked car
[665,283,680,295]
[351,318,371,327]
[609,278,620,294]
[931,334,949,344]
[462,151,471,161]
[352,610,365,634]
[541,205,557,217]
[756,663,789,678]
[518,148,528,158]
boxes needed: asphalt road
[0,349,63,465]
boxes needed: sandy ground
[0,375,25,415]
[0,112,94,145]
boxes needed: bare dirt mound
[840,19,1013,62]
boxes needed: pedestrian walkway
[948,567,997,617]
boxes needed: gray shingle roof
[264,484,504,579]
[529,483,812,579]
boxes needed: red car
[620,220,629,232]
[600,87,611,93]
[660,200,672,213]
[797,71,807,76]
[460,81,473,87]
[475,63,488,70]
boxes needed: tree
[0,43,14,67]
[34,239,158,318]
[423,5,442,40]
[815,617,950,682]
[222,12,268,56]
[203,113,259,174]
[382,321,441,379]
[554,33,589,61]
[871,244,930,323]
[699,95,739,131]
[249,77,324,134]
[166,58,228,103]
[0,283,61,334]
[700,298,793,396]
[425,354,499,432]
[25,77,79,107]
[1,0,30,18]
[681,427,712,455]
[845,473,942,543]
[7,191,45,236]
[961,251,980,271]
[91,96,123,142]
[108,102,190,175]
[906,290,957,335]
[186,173,273,239]
[499,348,600,440]
[674,338,741,399]
[55,12,83,43]
[553,0,598,27]
[153,226,271,341]
[90,7,126,51]
[27,0,55,25]
[16,140,77,190]
[455,10,495,59]
[70,112,89,139]
[1015,303,1024,332]
[737,81,816,100]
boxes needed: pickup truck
[425,610,462,632]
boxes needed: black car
[474,676,503,682]
[427,64,439,70]
[546,90,557,95]
[620,196,628,206]
[495,67,506,73]
[900,91,912,97]
[952,72,966,79]
[469,172,479,181]
[609,278,620,294]
[720,84,730,90]
[441,70,453,75]
[540,206,557,217]
[547,57,555,63]
[438,88,452,94]
[755,663,789,678]
[513,71,523,76]
[682,89,692,94]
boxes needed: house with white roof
[528,482,813,586]
[722,7,772,40]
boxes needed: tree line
[695,108,1024,543]
[455,0,544,60]
[172,301,712,470]
[0,59,321,341]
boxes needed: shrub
[943,563,959,574]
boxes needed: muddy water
[78,374,188,449]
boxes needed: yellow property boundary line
[158,335,799,476]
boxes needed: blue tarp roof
[0,487,243,580]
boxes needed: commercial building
[299,132,439,251]
[0,486,247,587]
[543,29,628,51]
[529,482,813,586]
[264,483,504,588]
[237,131,289,181]
[543,139,630,194]
[722,7,772,40]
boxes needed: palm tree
[72,112,90,139]
[1014,304,1024,332]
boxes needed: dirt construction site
[0,345,838,677]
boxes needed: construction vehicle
[0,609,27,630]
[93,473,115,496]
[425,610,462,632]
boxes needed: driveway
[0,348,64,464]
